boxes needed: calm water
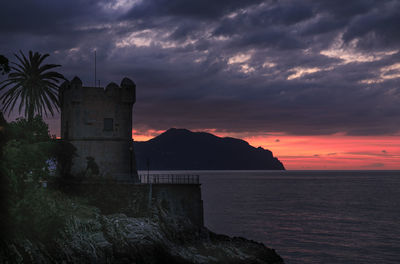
[146,170,400,264]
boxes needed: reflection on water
[142,170,400,264]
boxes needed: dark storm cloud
[1,0,400,136]
[125,0,263,20]
[0,0,104,34]
[213,1,314,37]
[343,1,400,49]
[315,0,378,18]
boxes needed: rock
[134,128,285,170]
[1,205,284,264]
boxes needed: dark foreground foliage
[0,114,78,243]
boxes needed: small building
[59,76,138,181]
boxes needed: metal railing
[139,174,200,184]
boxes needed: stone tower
[59,76,138,181]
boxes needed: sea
[144,170,400,264]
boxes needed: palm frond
[0,50,65,120]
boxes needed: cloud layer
[1,0,400,136]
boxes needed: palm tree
[0,54,10,75]
[0,50,65,122]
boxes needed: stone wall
[152,184,204,227]
[60,181,204,227]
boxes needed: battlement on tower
[60,76,135,106]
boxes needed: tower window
[104,118,113,131]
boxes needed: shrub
[52,139,77,179]
[10,187,75,242]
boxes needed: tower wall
[60,77,137,181]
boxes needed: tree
[0,51,65,122]
[0,55,10,75]
[3,116,53,197]
[52,139,77,178]
[0,112,11,239]
[1,115,77,242]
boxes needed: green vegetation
[4,117,54,195]
[0,52,72,242]
[0,51,65,122]
[53,139,77,179]
[0,113,85,244]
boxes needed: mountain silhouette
[134,128,285,170]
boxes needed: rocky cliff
[1,200,284,264]
[134,128,285,170]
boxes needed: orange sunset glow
[133,129,400,170]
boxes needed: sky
[1,0,400,169]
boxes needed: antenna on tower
[94,50,97,87]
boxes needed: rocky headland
[135,128,285,170]
[1,197,284,264]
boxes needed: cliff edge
[0,198,284,264]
